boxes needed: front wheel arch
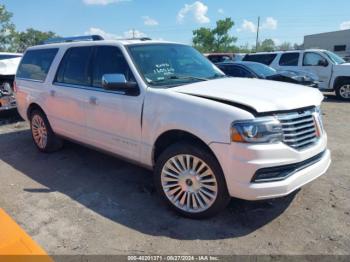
[153,129,217,166]
[27,103,45,121]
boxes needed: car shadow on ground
[0,109,23,126]
[0,128,297,240]
[323,94,348,103]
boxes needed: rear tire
[30,109,63,152]
[335,81,350,101]
[154,142,230,219]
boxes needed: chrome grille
[277,108,319,150]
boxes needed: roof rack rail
[42,35,104,45]
[120,37,152,41]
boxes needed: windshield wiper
[149,74,209,84]
[209,73,227,79]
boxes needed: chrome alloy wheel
[31,114,48,149]
[339,84,350,99]
[161,154,218,213]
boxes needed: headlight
[231,117,283,144]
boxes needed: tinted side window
[279,53,299,66]
[92,46,134,88]
[207,55,220,63]
[17,49,58,81]
[56,46,93,86]
[208,55,231,63]
[243,54,277,65]
[221,66,251,78]
[303,52,325,66]
[0,54,22,60]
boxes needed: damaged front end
[0,81,16,111]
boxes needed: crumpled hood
[171,78,323,113]
[0,57,22,76]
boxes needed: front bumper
[210,134,331,200]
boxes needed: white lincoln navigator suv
[15,36,331,218]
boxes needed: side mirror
[318,59,328,67]
[102,74,138,92]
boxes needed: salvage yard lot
[0,94,349,255]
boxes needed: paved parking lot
[0,94,349,255]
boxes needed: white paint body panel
[0,57,22,76]
[171,78,323,113]
[16,40,331,200]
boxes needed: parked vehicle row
[15,35,331,218]
[205,53,245,63]
[0,52,22,111]
[243,50,350,100]
[216,61,319,87]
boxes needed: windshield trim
[125,43,224,88]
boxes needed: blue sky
[3,0,350,47]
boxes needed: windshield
[127,44,225,87]
[244,62,276,78]
[323,50,345,65]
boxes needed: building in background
[304,29,350,61]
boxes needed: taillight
[13,80,18,93]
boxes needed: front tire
[335,81,350,101]
[30,109,63,152]
[154,142,230,218]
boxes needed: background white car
[243,49,350,100]
[0,52,22,111]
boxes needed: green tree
[0,4,16,52]
[238,43,251,53]
[12,28,58,52]
[192,18,237,52]
[192,27,214,53]
[258,39,276,52]
[294,43,303,50]
[278,42,292,51]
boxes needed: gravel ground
[0,95,349,256]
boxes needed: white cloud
[83,0,130,5]
[218,8,224,14]
[123,29,147,38]
[262,17,278,30]
[340,21,350,30]
[177,1,210,24]
[237,17,278,33]
[142,16,159,26]
[85,27,121,39]
[237,19,257,33]
[85,27,147,39]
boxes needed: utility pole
[256,16,260,52]
[132,28,135,39]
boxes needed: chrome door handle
[89,96,97,105]
[50,90,56,97]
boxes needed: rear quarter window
[243,54,277,65]
[17,48,58,81]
